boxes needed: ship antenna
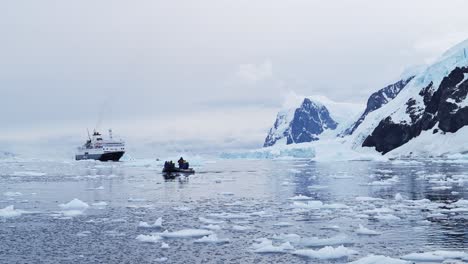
[87,128,91,140]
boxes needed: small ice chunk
[128,198,147,202]
[273,222,294,227]
[59,199,89,210]
[288,194,313,201]
[272,233,301,243]
[394,193,404,201]
[173,206,191,211]
[355,197,383,202]
[136,234,162,243]
[201,224,222,230]
[194,234,229,244]
[349,254,411,264]
[292,201,323,209]
[367,176,399,186]
[3,192,22,197]
[92,202,108,207]
[401,250,468,262]
[12,171,46,177]
[76,231,92,237]
[232,225,253,231]
[293,245,358,259]
[62,210,85,217]
[356,225,381,235]
[160,229,213,238]
[0,205,25,218]
[155,257,168,262]
[161,242,170,249]
[251,238,294,253]
[199,217,224,224]
[374,214,401,221]
[139,217,163,228]
[300,234,351,247]
[208,212,250,219]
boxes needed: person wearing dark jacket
[178,157,185,168]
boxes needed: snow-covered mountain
[353,39,468,155]
[263,96,363,147]
[264,98,337,147]
[341,76,414,136]
[257,39,468,159]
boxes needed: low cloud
[236,60,273,82]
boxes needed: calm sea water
[0,159,466,263]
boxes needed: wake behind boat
[75,129,125,161]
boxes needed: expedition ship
[75,129,125,161]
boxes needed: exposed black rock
[363,67,468,154]
[341,77,414,136]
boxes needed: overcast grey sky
[1,0,468,154]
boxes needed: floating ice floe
[292,200,348,210]
[161,242,170,249]
[201,224,222,230]
[3,192,22,197]
[76,231,92,237]
[155,257,168,262]
[401,250,468,262]
[139,217,163,228]
[136,234,162,243]
[87,186,104,190]
[12,171,46,177]
[374,214,401,221]
[172,206,192,211]
[128,198,147,202]
[62,210,85,217]
[394,193,404,201]
[300,234,352,247]
[288,194,314,201]
[251,238,294,253]
[367,176,399,186]
[307,185,329,190]
[194,234,229,244]
[92,202,108,208]
[355,196,384,202]
[58,199,89,217]
[288,169,302,174]
[356,225,381,235]
[0,205,26,218]
[199,217,224,224]
[292,245,358,260]
[208,212,250,219]
[349,254,410,264]
[160,229,213,238]
[272,233,301,243]
[273,222,294,227]
[59,199,89,210]
[232,225,253,231]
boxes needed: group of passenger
[164,157,190,170]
